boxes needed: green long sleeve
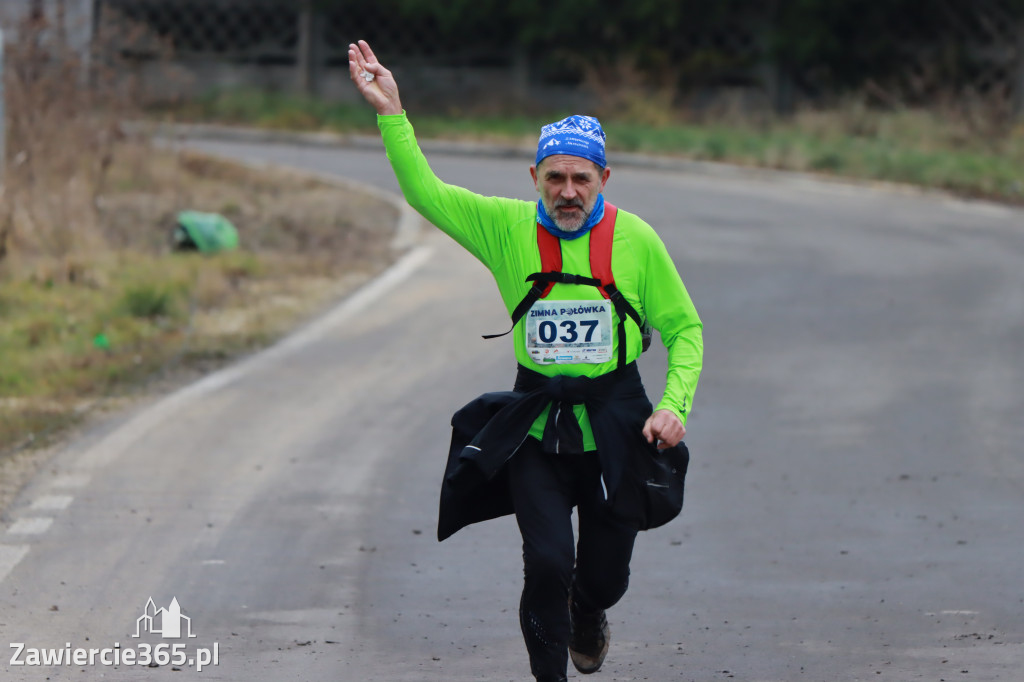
[378,112,702,443]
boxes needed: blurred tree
[771,0,1024,99]
[316,0,1024,110]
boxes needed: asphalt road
[1,132,1022,682]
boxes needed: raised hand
[348,40,403,116]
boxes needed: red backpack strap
[536,224,562,298]
[588,203,618,299]
[587,203,646,369]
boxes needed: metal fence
[6,0,1024,114]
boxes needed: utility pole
[1015,19,1024,118]
[296,1,323,96]
[0,27,5,185]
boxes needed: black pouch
[642,441,689,529]
[612,441,689,531]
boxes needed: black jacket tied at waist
[438,362,689,541]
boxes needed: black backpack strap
[602,283,644,369]
[526,272,602,288]
[482,272,570,340]
[602,283,643,328]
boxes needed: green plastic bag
[173,211,239,253]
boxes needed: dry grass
[0,8,131,263]
[0,15,401,456]
[0,141,399,454]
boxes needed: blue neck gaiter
[537,194,605,241]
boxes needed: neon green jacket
[379,112,703,449]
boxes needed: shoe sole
[568,624,610,674]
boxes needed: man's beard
[543,197,591,232]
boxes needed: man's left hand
[642,409,686,450]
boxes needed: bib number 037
[525,300,614,365]
[536,319,598,344]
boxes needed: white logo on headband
[538,116,606,149]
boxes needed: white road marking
[8,517,54,535]
[0,545,30,582]
[30,495,74,511]
[202,559,226,565]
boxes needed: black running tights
[508,437,640,680]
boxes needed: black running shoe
[568,600,610,674]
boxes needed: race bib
[525,299,614,365]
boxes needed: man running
[349,39,703,682]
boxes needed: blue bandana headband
[535,114,607,170]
